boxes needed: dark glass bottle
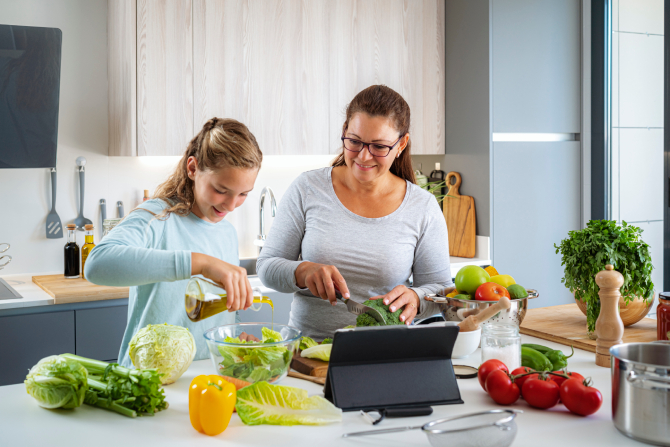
[64,224,80,278]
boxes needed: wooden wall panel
[108,0,137,156]
[137,0,193,156]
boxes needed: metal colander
[343,409,521,447]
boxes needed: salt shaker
[595,264,624,367]
[481,323,521,370]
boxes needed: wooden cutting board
[520,303,657,353]
[32,274,130,304]
[443,171,476,258]
[291,351,329,377]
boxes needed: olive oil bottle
[185,276,273,322]
[81,224,95,280]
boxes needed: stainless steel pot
[610,341,670,446]
[424,289,539,326]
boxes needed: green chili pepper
[521,343,554,355]
[521,347,553,371]
[544,346,574,370]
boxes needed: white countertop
[0,273,281,311]
[0,335,644,446]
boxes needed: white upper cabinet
[109,0,445,156]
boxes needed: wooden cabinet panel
[328,0,445,154]
[0,311,75,386]
[75,306,128,362]
[110,0,444,156]
[108,0,137,156]
[193,0,331,155]
[137,0,193,156]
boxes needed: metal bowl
[424,289,539,326]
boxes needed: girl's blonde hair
[152,117,262,219]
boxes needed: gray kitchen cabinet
[75,305,128,362]
[492,142,581,308]
[491,0,581,133]
[0,311,75,387]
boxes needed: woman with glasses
[257,85,451,339]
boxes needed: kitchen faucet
[257,187,277,254]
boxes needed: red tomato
[560,378,603,416]
[522,376,560,409]
[475,282,511,301]
[551,371,585,388]
[485,369,520,405]
[511,367,536,395]
[478,359,508,391]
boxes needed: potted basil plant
[554,220,654,335]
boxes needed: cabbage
[25,355,88,409]
[236,381,342,425]
[301,344,332,362]
[128,323,196,385]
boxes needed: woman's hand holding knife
[295,262,351,305]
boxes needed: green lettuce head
[25,355,88,409]
[128,323,196,385]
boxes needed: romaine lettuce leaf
[236,382,342,426]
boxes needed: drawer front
[75,306,128,362]
[0,311,75,386]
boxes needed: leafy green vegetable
[128,323,196,385]
[236,381,342,425]
[217,329,292,383]
[301,344,332,362]
[25,355,88,409]
[355,299,403,327]
[555,220,654,332]
[321,338,333,345]
[299,336,318,351]
[61,353,168,417]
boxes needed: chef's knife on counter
[335,289,387,325]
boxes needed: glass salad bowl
[204,323,302,385]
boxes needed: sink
[0,278,22,300]
[240,257,258,277]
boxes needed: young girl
[85,118,262,367]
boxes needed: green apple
[455,265,491,296]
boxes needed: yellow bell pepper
[189,375,236,436]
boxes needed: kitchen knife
[335,291,387,325]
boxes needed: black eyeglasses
[341,135,403,158]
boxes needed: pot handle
[627,371,670,391]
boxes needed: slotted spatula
[46,168,63,239]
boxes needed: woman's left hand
[370,285,420,325]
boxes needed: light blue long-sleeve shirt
[85,199,239,367]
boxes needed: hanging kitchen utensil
[73,157,92,230]
[117,201,124,218]
[100,199,106,232]
[46,168,63,239]
[0,243,11,271]
[343,409,521,447]
[443,172,476,258]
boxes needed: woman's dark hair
[331,85,415,184]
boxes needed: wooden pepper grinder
[594,264,624,367]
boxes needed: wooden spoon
[458,297,512,332]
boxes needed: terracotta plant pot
[574,293,655,327]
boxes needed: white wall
[611,0,664,294]
[0,0,334,275]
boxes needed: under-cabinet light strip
[492,133,579,142]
